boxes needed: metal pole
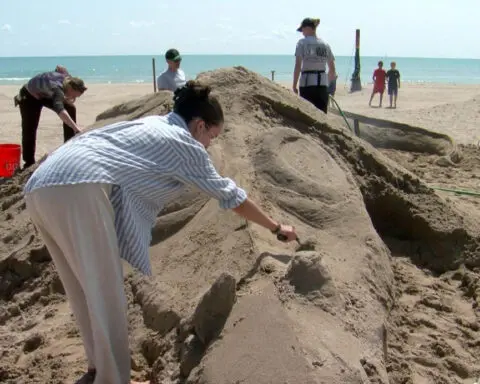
[152,58,157,93]
[354,119,360,136]
[350,29,362,92]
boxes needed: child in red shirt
[369,61,386,107]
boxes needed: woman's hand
[276,224,297,242]
[328,71,337,83]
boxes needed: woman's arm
[293,40,304,93]
[51,88,81,133]
[292,56,302,94]
[172,143,297,241]
[58,110,81,133]
[328,59,337,83]
[232,199,296,241]
[232,198,278,231]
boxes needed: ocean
[1,55,479,87]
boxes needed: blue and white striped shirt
[24,112,247,275]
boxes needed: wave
[0,77,29,81]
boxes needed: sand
[1,68,480,384]
[332,82,480,145]
[1,81,479,156]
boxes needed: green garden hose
[430,186,480,197]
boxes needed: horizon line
[1,54,479,60]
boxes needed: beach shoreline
[1,81,479,162]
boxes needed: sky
[1,0,479,59]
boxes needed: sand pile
[1,67,479,384]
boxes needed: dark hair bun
[172,81,224,126]
[174,80,211,104]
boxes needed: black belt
[301,70,325,87]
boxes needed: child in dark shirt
[386,62,401,108]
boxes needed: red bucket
[0,144,21,178]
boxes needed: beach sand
[2,68,480,384]
[1,82,479,161]
[1,69,480,383]
[332,82,480,145]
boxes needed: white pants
[25,183,131,384]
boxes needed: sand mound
[1,67,479,383]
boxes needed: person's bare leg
[389,94,393,108]
[394,93,398,108]
[369,92,375,106]
[379,92,383,107]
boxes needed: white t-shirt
[295,36,334,87]
[156,69,187,91]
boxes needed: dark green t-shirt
[386,69,400,88]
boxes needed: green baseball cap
[165,48,182,62]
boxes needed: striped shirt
[24,112,248,275]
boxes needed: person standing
[386,61,401,108]
[292,17,336,114]
[14,66,87,168]
[368,61,386,107]
[23,80,298,384]
[156,48,187,92]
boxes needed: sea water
[1,55,479,87]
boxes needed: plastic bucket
[0,144,21,178]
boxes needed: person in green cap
[156,48,187,92]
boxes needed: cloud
[216,23,233,32]
[271,30,289,39]
[58,19,71,25]
[129,20,155,28]
[1,23,12,32]
[239,30,273,41]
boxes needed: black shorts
[388,86,398,96]
[299,86,329,114]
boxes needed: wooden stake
[152,58,157,93]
